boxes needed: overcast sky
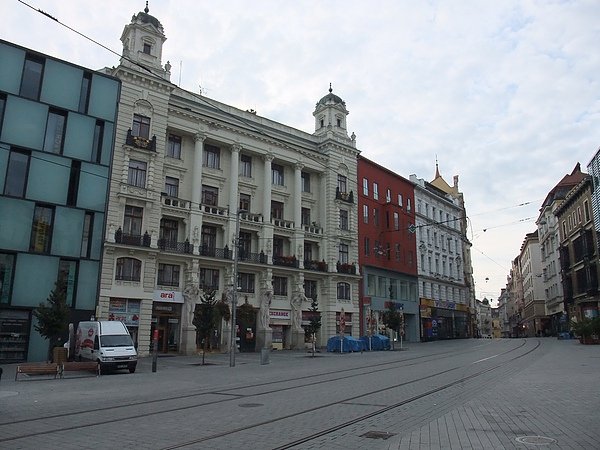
[3,0,600,303]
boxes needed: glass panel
[58,259,77,307]
[76,260,99,310]
[79,72,92,113]
[4,149,29,197]
[30,205,54,253]
[1,96,47,149]
[78,163,108,211]
[81,212,93,258]
[63,112,95,161]
[99,122,114,166]
[90,213,103,260]
[0,253,15,304]
[40,59,81,110]
[0,43,25,94]
[20,55,44,100]
[87,74,119,122]
[27,153,69,204]
[52,207,84,257]
[12,253,58,307]
[0,197,34,251]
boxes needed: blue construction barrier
[326,336,366,352]
[359,334,391,350]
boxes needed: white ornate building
[97,6,360,356]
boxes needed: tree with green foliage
[33,278,70,360]
[193,287,230,364]
[304,295,321,357]
[381,302,402,350]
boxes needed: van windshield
[101,335,134,347]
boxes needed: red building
[357,156,419,342]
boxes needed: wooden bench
[15,363,60,381]
[61,361,101,378]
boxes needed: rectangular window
[30,204,54,253]
[304,280,317,300]
[81,212,93,258]
[273,276,288,296]
[20,54,44,100]
[373,182,379,200]
[199,268,219,290]
[304,242,313,261]
[363,205,369,224]
[160,218,178,242]
[239,232,252,258]
[116,257,141,281]
[0,94,6,133]
[124,205,143,236]
[364,237,370,256]
[165,176,179,198]
[398,194,403,207]
[240,154,252,177]
[128,160,147,187]
[201,225,217,253]
[143,43,151,54]
[301,207,311,226]
[338,174,347,193]
[340,209,349,230]
[239,193,251,212]
[584,200,590,222]
[66,160,81,206]
[201,185,219,206]
[386,189,391,203]
[395,244,401,261]
[203,144,220,169]
[301,171,311,192]
[272,163,284,186]
[158,264,180,287]
[339,243,349,264]
[394,212,400,230]
[0,253,16,304]
[78,72,92,113]
[363,178,368,196]
[167,134,182,159]
[58,259,78,307]
[337,282,350,300]
[4,148,30,198]
[373,208,379,226]
[43,109,67,154]
[132,114,150,139]
[271,201,284,220]
[273,237,284,257]
[238,273,255,293]
[91,120,104,164]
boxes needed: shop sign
[153,290,184,303]
[269,310,290,320]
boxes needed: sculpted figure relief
[290,291,307,332]
[258,289,273,330]
[182,283,200,327]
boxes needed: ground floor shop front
[420,298,470,341]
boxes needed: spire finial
[329,83,332,93]
[145,1,149,13]
[435,155,440,178]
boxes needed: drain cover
[515,436,557,445]
[360,431,396,440]
[238,403,263,408]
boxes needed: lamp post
[230,209,244,367]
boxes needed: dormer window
[143,43,151,54]
[320,118,324,128]
[337,118,341,127]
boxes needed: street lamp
[229,209,245,367]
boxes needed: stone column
[192,133,205,208]
[262,153,273,220]
[294,162,303,229]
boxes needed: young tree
[193,287,230,364]
[33,278,70,361]
[304,295,321,357]
[381,302,401,350]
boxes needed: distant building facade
[519,231,547,336]
[0,40,120,362]
[357,156,418,342]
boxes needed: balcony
[272,218,295,229]
[157,239,193,254]
[161,195,190,211]
[199,245,232,260]
[238,250,268,264]
[126,129,156,152]
[336,262,357,275]
[303,224,322,234]
[201,204,228,216]
[304,259,328,272]
[240,212,263,223]
[272,255,299,268]
[115,228,151,247]
[335,188,354,203]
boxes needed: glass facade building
[0,40,120,362]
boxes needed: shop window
[116,257,141,282]
[30,204,54,253]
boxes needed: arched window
[337,282,350,300]
[116,257,141,281]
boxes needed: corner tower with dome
[97,5,360,356]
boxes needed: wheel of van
[129,366,136,374]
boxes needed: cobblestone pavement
[0,338,598,450]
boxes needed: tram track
[0,339,534,447]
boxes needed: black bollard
[152,329,158,373]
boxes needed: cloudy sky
[4,0,600,303]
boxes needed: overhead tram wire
[18,0,546,238]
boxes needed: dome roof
[134,2,163,31]
[317,84,346,108]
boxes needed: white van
[75,321,137,373]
